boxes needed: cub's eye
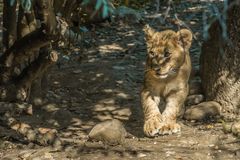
[164,50,171,58]
[149,51,155,57]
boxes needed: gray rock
[184,101,221,121]
[88,119,127,145]
[231,121,240,137]
[186,94,204,106]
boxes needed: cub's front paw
[144,115,162,137]
[158,122,181,135]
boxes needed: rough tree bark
[0,0,61,146]
[0,0,59,102]
[200,0,240,120]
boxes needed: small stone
[52,138,63,150]
[222,122,233,133]
[19,151,34,159]
[186,94,204,106]
[103,89,113,93]
[26,130,37,141]
[72,69,82,74]
[42,104,59,112]
[44,152,53,159]
[15,103,33,115]
[166,151,175,157]
[32,97,44,106]
[116,80,124,84]
[137,153,147,158]
[37,128,58,146]
[96,73,104,77]
[53,81,60,85]
[62,100,68,104]
[88,119,127,145]
[231,121,240,136]
[208,144,215,147]
[190,21,197,25]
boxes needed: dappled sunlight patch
[183,5,207,12]
[98,43,124,55]
[90,72,105,81]
[60,120,93,143]
[93,101,119,121]
[112,108,132,120]
[116,92,131,99]
[112,108,131,117]
[94,114,113,121]
[96,73,104,78]
[116,80,124,84]
[71,118,83,127]
[92,97,132,121]
[125,30,137,37]
[94,104,117,112]
[99,98,115,104]
[42,103,60,112]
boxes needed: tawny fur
[141,25,192,137]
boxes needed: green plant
[10,0,32,11]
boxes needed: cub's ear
[143,24,156,40]
[177,29,193,50]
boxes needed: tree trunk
[0,0,58,102]
[2,0,17,51]
[200,1,240,120]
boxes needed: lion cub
[141,25,192,137]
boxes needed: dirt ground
[1,1,240,160]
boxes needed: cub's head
[144,25,192,79]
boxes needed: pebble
[231,121,240,136]
[72,69,82,74]
[137,153,147,158]
[42,104,59,112]
[32,97,44,106]
[166,151,175,157]
[186,94,204,106]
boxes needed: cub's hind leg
[141,89,162,137]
